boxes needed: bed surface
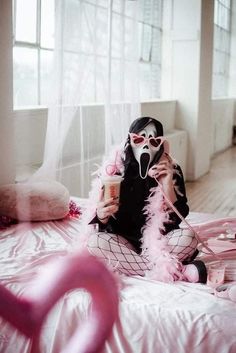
[0,203,236,353]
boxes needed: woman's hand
[96,189,119,224]
[148,153,177,203]
[148,154,173,184]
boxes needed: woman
[86,117,207,283]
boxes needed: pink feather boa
[141,187,180,281]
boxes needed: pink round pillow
[0,180,70,221]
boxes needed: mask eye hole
[149,137,162,147]
[133,136,145,145]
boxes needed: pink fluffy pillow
[0,180,70,221]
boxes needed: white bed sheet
[0,208,236,353]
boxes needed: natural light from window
[13,0,163,108]
[13,0,55,107]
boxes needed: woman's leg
[165,228,207,283]
[164,228,198,262]
[87,229,206,282]
[87,232,151,276]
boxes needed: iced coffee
[102,175,123,202]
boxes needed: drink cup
[207,262,225,288]
[102,175,123,202]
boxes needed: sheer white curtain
[35,0,140,197]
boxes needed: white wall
[166,0,214,181]
[141,100,188,176]
[14,108,47,181]
[14,100,188,196]
[141,100,176,131]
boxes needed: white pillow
[0,180,70,221]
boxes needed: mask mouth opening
[139,153,151,179]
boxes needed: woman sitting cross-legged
[85,116,207,283]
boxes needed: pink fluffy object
[142,186,180,281]
[0,251,119,353]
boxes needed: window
[13,0,162,108]
[13,0,55,107]
[139,0,162,100]
[212,0,232,97]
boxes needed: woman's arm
[148,155,189,225]
[167,164,189,225]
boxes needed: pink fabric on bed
[0,207,236,353]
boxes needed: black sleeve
[166,164,189,228]
[89,215,109,231]
[89,212,119,232]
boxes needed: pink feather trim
[81,144,125,226]
[141,186,180,282]
[80,145,125,244]
[99,143,125,178]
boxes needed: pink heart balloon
[0,251,119,353]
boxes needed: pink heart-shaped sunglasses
[129,133,165,148]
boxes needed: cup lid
[101,175,123,182]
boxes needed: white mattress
[0,207,236,353]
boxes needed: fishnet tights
[87,228,198,276]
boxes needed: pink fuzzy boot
[182,260,207,283]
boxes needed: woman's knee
[165,228,198,261]
[166,228,197,246]
[86,232,108,257]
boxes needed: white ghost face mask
[129,122,165,179]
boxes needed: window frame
[12,0,163,108]
[13,0,54,107]
[212,0,232,97]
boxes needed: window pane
[113,1,123,14]
[214,0,219,24]
[81,3,96,54]
[125,17,139,60]
[112,13,123,58]
[13,47,38,107]
[96,7,108,56]
[40,50,54,105]
[139,63,161,100]
[218,3,230,30]
[13,0,163,106]
[151,64,161,97]
[41,0,55,48]
[96,57,107,102]
[139,62,151,99]
[111,59,122,100]
[212,0,232,97]
[151,28,161,63]
[63,53,95,105]
[152,0,162,28]
[142,0,153,25]
[15,0,37,43]
[140,23,152,62]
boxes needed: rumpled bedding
[0,207,236,353]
